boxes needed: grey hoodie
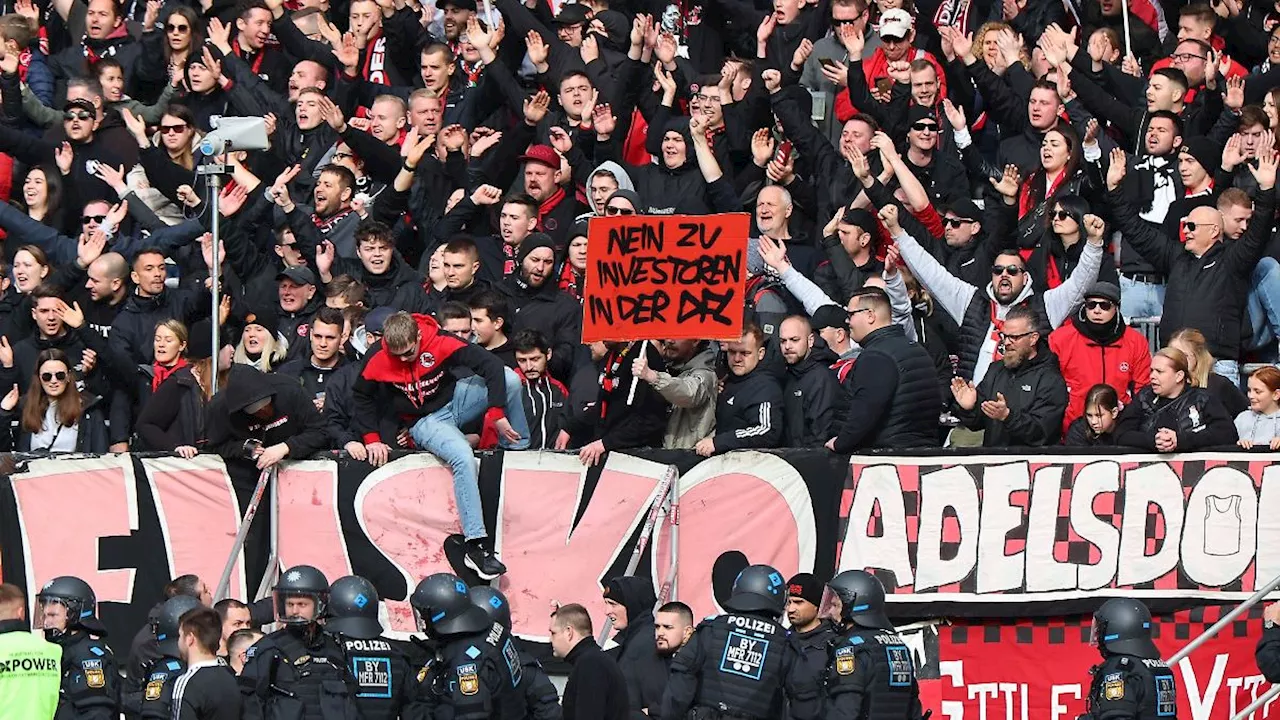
[1235,409,1280,445]
[584,161,637,215]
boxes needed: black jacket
[957,346,1069,448]
[134,366,207,451]
[591,342,670,451]
[322,362,363,450]
[499,275,582,383]
[1105,185,1275,360]
[563,639,629,720]
[110,287,210,365]
[832,324,941,451]
[204,369,329,463]
[0,393,109,453]
[332,255,432,314]
[1115,385,1239,451]
[522,374,570,450]
[713,365,784,452]
[1258,625,1280,684]
[1063,416,1118,447]
[604,577,666,719]
[784,347,845,447]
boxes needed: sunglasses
[63,110,93,121]
[160,123,188,134]
[998,330,1034,341]
[166,23,190,32]
[991,264,1025,277]
[392,346,418,361]
[82,214,106,224]
[1052,210,1074,221]
[1181,220,1218,232]
[882,35,908,43]
[1085,300,1115,311]
[943,218,973,228]
[910,122,938,132]
[41,371,67,382]
[605,206,635,215]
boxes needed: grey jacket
[649,345,717,450]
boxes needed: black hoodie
[956,345,1068,448]
[784,345,846,447]
[498,273,582,383]
[203,368,329,463]
[603,576,667,719]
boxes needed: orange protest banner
[582,213,751,343]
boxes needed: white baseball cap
[879,9,914,39]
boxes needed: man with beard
[497,234,581,381]
[321,222,431,313]
[110,249,210,365]
[951,305,1068,447]
[887,203,1103,385]
[654,602,694,658]
[631,338,717,449]
[518,145,584,248]
[602,577,666,719]
[780,315,844,447]
[512,329,569,450]
[273,164,362,259]
[695,324,783,456]
[785,574,836,720]
[1049,282,1151,435]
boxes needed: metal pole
[1120,0,1133,58]
[1232,685,1280,720]
[252,466,281,602]
[1168,571,1280,665]
[214,467,273,601]
[668,474,679,601]
[596,465,677,645]
[207,171,222,395]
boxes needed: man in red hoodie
[352,311,530,579]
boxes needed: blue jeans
[1119,276,1166,320]
[1212,359,1241,390]
[409,369,530,540]
[1247,257,1280,350]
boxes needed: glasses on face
[41,371,67,382]
[1182,220,1218,232]
[605,205,635,215]
[1172,52,1206,62]
[1085,300,1115,311]
[1052,209,1073,221]
[694,93,722,104]
[998,330,1034,342]
[160,122,188,134]
[943,217,973,228]
[166,23,190,33]
[332,151,354,160]
[82,214,106,224]
[910,122,938,132]
[991,264,1025,277]
[392,346,417,361]
[847,307,873,319]
[64,110,93,122]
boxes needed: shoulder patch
[89,646,105,657]
[464,645,481,659]
[294,655,311,666]
[166,660,181,671]
[81,659,105,688]
[457,662,479,696]
[245,646,257,659]
[834,646,855,675]
[1103,672,1125,700]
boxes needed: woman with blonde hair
[1168,328,1247,416]
[1115,347,1237,452]
[137,319,235,456]
[233,308,289,372]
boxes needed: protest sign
[582,213,751,342]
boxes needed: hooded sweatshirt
[603,576,667,718]
[585,162,638,215]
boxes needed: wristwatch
[1266,619,1277,630]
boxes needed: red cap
[519,144,560,169]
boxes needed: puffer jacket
[1115,385,1239,451]
[1048,310,1151,435]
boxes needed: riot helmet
[469,586,512,631]
[36,576,97,638]
[819,570,894,630]
[411,573,490,637]
[722,564,787,617]
[327,576,383,639]
[273,565,329,625]
[154,595,203,658]
[1092,598,1160,659]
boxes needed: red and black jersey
[352,314,508,444]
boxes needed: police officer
[819,571,923,720]
[785,574,837,720]
[1083,599,1179,720]
[325,575,415,720]
[237,565,362,720]
[661,564,797,720]
[410,573,526,720]
[36,576,120,720]
[0,582,59,720]
[124,595,201,719]
[469,585,562,720]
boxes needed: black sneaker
[464,543,507,580]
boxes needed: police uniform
[663,612,795,720]
[53,630,120,720]
[823,627,923,720]
[420,621,528,720]
[237,628,361,720]
[519,651,562,720]
[1085,655,1178,720]
[334,633,417,720]
[788,621,837,720]
[124,656,184,719]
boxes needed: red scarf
[502,242,516,278]
[536,187,566,231]
[558,263,582,299]
[152,358,187,393]
[988,302,1006,363]
[361,32,389,85]
[598,343,636,417]
[1017,171,1068,289]
[231,38,266,75]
